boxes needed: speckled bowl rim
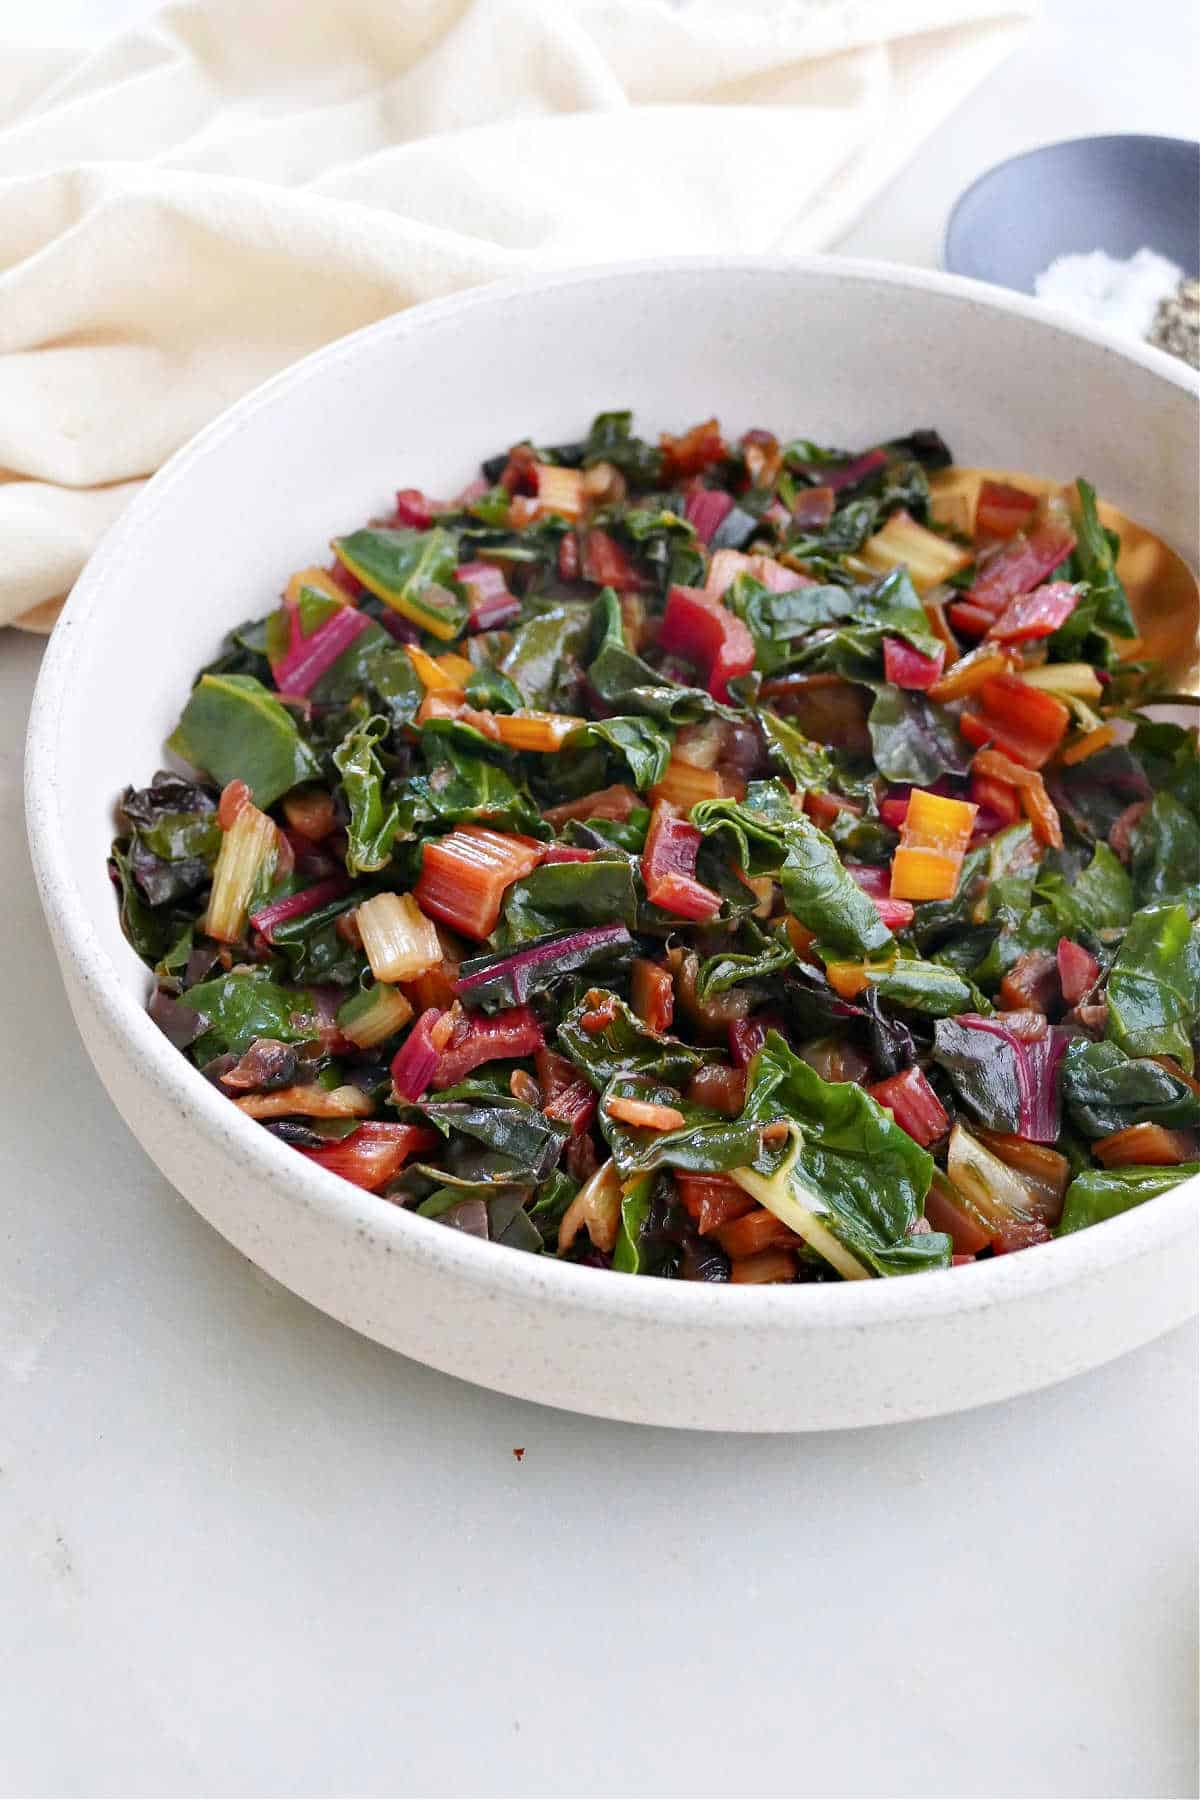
[25,254,1200,1338]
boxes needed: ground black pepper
[1147,278,1200,369]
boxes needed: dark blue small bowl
[944,134,1200,293]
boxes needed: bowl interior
[50,261,1199,1018]
[945,135,1200,292]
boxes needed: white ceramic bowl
[26,257,1199,1432]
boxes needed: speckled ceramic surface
[24,257,1200,1431]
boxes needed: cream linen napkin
[0,0,1034,631]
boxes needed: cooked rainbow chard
[109,413,1200,1280]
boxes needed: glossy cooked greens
[109,413,1200,1285]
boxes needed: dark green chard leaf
[782,979,870,1055]
[122,822,216,910]
[758,709,835,793]
[361,643,422,734]
[1106,903,1200,1071]
[331,527,467,638]
[612,1175,657,1275]
[1047,744,1152,842]
[876,457,934,522]
[1071,479,1138,639]
[442,486,508,524]
[708,500,762,549]
[579,410,663,486]
[495,855,640,947]
[417,1098,568,1184]
[399,738,544,836]
[465,664,525,714]
[1127,717,1200,816]
[690,781,795,875]
[527,1169,580,1250]
[270,891,366,987]
[454,514,566,570]
[695,919,795,998]
[418,710,511,764]
[183,971,318,1063]
[415,1183,542,1252]
[984,871,1036,926]
[738,778,805,826]
[109,842,196,964]
[825,752,886,801]
[780,573,942,683]
[424,1070,517,1104]
[933,1018,1020,1132]
[598,1074,764,1182]
[926,926,998,980]
[828,756,889,804]
[782,437,845,471]
[1058,1163,1200,1235]
[133,813,222,866]
[795,497,880,557]
[155,924,196,983]
[1130,793,1200,907]
[780,819,893,958]
[563,813,650,855]
[200,614,274,682]
[951,826,1050,984]
[883,429,953,472]
[1034,841,1132,934]
[737,1033,947,1277]
[120,771,217,831]
[559,716,672,791]
[867,687,969,785]
[971,907,1062,989]
[616,504,692,542]
[1062,1039,1200,1137]
[987,821,1041,885]
[556,992,714,1091]
[587,590,737,724]
[274,922,362,987]
[1045,586,1118,667]
[332,716,402,875]
[828,803,899,866]
[616,507,704,592]
[407,1136,531,1187]
[687,839,764,923]
[728,575,860,675]
[975,837,1043,937]
[168,673,321,807]
[500,603,591,711]
[869,1236,957,1274]
[486,1191,546,1253]
[406,1167,522,1204]
[855,568,942,655]
[847,958,975,1017]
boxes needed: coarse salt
[1034,247,1184,342]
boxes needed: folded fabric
[0,0,1034,630]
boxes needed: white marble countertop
[2,3,1197,1795]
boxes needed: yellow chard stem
[206,802,278,942]
[731,1130,871,1281]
